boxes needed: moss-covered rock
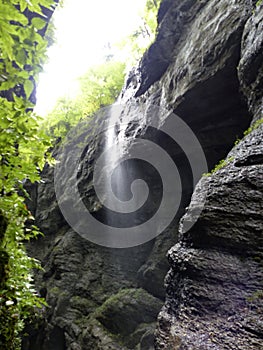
[94,288,162,336]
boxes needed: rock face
[24,0,262,349]
[156,124,263,350]
[155,1,263,350]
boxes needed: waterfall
[94,104,147,218]
[55,104,207,248]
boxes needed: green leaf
[16,49,27,68]
[31,17,47,30]
[19,0,28,13]
[1,32,15,60]
[24,79,34,99]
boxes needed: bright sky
[35,0,146,116]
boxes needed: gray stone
[156,2,263,348]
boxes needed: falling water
[104,104,127,213]
[55,103,206,248]
[93,104,149,231]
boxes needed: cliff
[24,1,263,349]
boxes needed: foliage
[45,17,57,47]
[144,0,161,33]
[77,61,126,115]
[243,117,263,136]
[45,0,161,139]
[0,1,55,349]
[116,0,161,67]
[234,118,263,146]
[203,157,234,177]
[45,60,126,138]
[247,289,263,304]
[205,118,263,176]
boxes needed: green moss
[253,256,262,263]
[243,118,263,136]
[204,118,263,177]
[93,288,161,336]
[94,288,148,315]
[49,286,60,295]
[203,157,234,177]
[69,295,95,315]
[247,290,263,303]
[252,255,263,268]
[235,118,263,145]
[84,288,161,348]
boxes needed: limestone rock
[156,123,263,350]
[156,3,263,349]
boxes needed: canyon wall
[24,1,262,349]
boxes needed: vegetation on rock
[0,1,162,348]
[43,0,162,139]
[116,0,161,66]
[45,60,126,138]
[0,1,56,348]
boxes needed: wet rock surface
[155,2,263,350]
[24,0,262,349]
[156,124,263,350]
